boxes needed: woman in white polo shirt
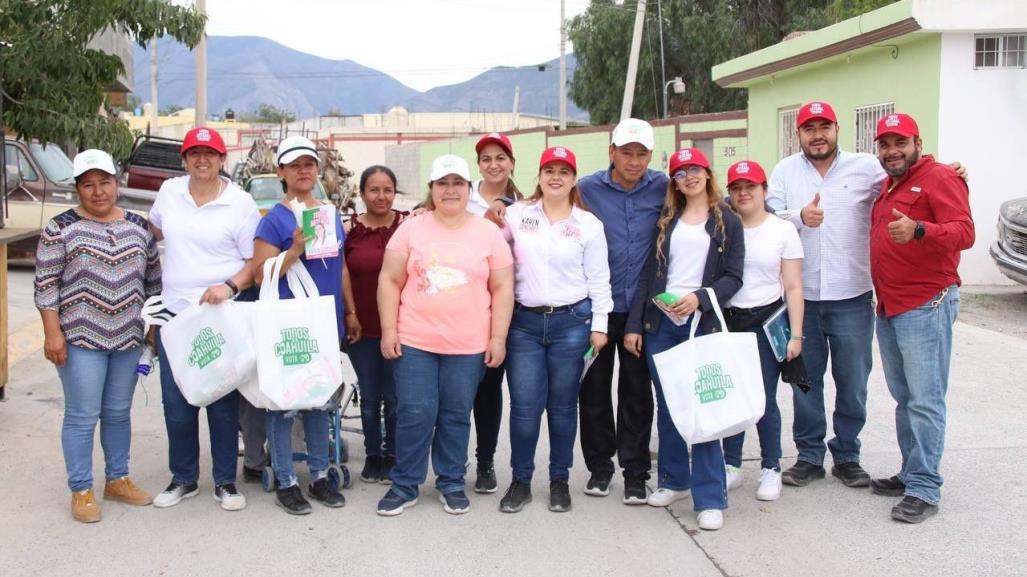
[498,146,612,514]
[148,127,260,512]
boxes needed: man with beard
[869,113,973,523]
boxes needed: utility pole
[559,0,567,130]
[656,0,667,114]
[194,0,207,126]
[149,38,159,134]
[620,0,647,121]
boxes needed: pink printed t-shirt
[386,213,513,355]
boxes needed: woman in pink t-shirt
[375,154,514,516]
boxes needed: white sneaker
[756,468,782,501]
[725,465,742,491]
[214,483,247,511]
[153,482,199,508]
[697,509,724,531]
[646,487,691,507]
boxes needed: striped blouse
[34,209,162,351]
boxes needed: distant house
[712,0,1027,284]
[87,29,134,108]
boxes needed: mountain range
[131,36,587,122]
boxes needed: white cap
[429,154,471,182]
[277,136,321,166]
[72,149,117,179]
[611,118,655,150]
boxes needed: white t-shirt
[728,214,804,309]
[666,220,710,297]
[149,175,261,313]
[467,180,491,217]
[503,202,613,333]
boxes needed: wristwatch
[914,220,926,241]
[224,279,240,297]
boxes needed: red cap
[796,101,837,128]
[668,148,710,176]
[181,127,227,155]
[475,132,514,157]
[539,146,577,173]
[875,113,919,140]
[726,160,768,187]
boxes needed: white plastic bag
[245,253,342,411]
[160,300,256,407]
[652,289,765,444]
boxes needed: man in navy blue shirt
[578,118,667,505]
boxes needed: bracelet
[790,335,805,342]
[224,279,239,296]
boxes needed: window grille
[855,102,895,154]
[975,33,1026,69]
[778,107,800,160]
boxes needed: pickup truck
[2,139,155,260]
[991,197,1027,286]
[122,134,186,191]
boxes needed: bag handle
[259,253,286,301]
[688,287,730,340]
[285,258,321,299]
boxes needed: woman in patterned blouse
[34,149,162,523]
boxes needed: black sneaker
[871,475,907,497]
[831,462,871,488]
[499,481,532,513]
[623,476,648,505]
[308,478,345,508]
[475,462,498,494]
[361,456,381,483]
[891,495,938,523]
[781,461,826,487]
[583,474,612,497]
[439,490,471,515]
[275,484,312,515]
[241,466,262,484]
[379,455,395,485]
[549,480,571,513]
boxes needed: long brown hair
[525,178,589,211]
[656,168,726,266]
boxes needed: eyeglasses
[672,166,706,180]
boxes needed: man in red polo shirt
[869,112,974,524]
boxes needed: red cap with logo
[796,101,837,128]
[726,160,768,187]
[475,132,514,157]
[875,113,919,140]
[181,127,227,155]
[668,148,710,176]
[539,146,577,173]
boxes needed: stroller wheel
[327,466,341,492]
[341,465,352,489]
[261,466,276,493]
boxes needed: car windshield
[29,143,75,183]
[246,177,324,201]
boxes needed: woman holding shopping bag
[721,160,804,502]
[251,136,358,515]
[344,165,407,483]
[376,154,514,516]
[35,149,162,523]
[624,148,744,531]
[149,127,259,512]
[498,146,612,513]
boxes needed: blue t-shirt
[255,203,346,342]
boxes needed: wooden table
[0,227,41,399]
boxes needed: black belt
[724,299,783,318]
[515,298,587,314]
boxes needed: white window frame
[778,107,800,160]
[854,102,895,155]
[975,33,1026,69]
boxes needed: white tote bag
[160,300,257,407]
[246,253,343,411]
[652,289,765,444]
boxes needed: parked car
[991,197,1027,286]
[244,173,326,216]
[122,134,186,191]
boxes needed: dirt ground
[956,285,1027,339]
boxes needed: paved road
[2,269,1026,577]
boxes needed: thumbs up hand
[888,208,917,244]
[801,192,824,228]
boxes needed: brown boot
[72,489,101,523]
[104,477,153,506]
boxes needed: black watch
[914,220,926,241]
[224,279,240,296]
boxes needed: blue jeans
[505,301,592,482]
[348,337,397,458]
[56,345,142,491]
[792,291,874,466]
[389,345,485,500]
[266,409,330,487]
[156,331,240,486]
[645,317,728,512]
[722,327,783,471]
[876,286,958,505]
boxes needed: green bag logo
[694,362,734,404]
[188,327,226,369]
[274,327,320,366]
